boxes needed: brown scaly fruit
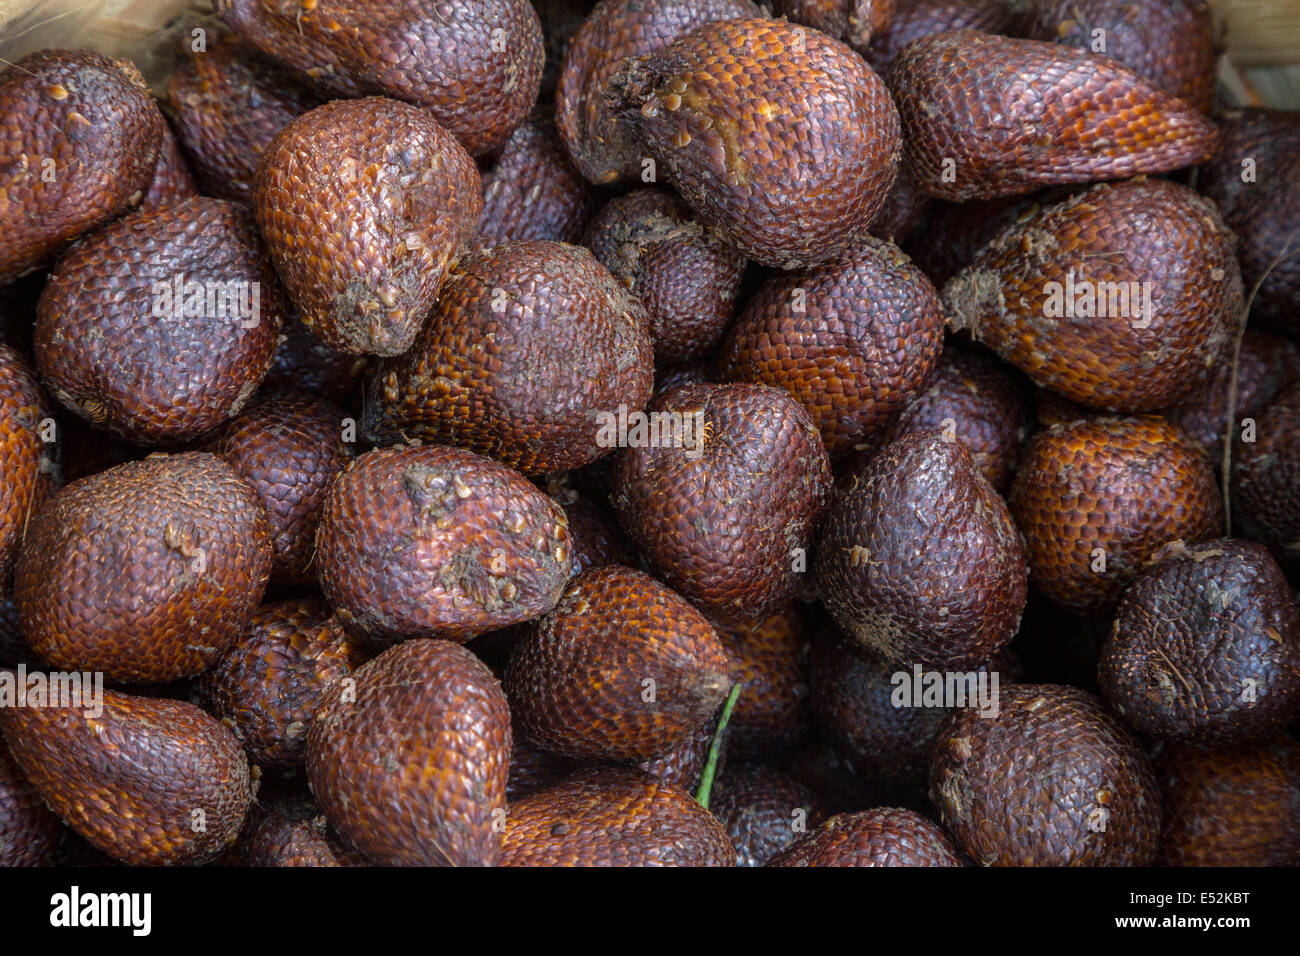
[711,765,828,866]
[219,0,544,157]
[0,682,250,865]
[536,472,637,576]
[501,766,734,866]
[262,317,370,411]
[889,31,1221,200]
[714,605,814,760]
[612,383,832,625]
[506,738,580,801]
[208,389,352,587]
[555,0,762,186]
[139,122,199,213]
[770,807,964,866]
[1009,416,1224,616]
[0,50,164,283]
[195,598,367,772]
[607,18,901,269]
[1023,0,1218,114]
[583,188,746,365]
[868,0,1019,76]
[0,346,57,595]
[307,639,510,866]
[0,737,63,866]
[236,795,369,867]
[902,194,1035,288]
[773,0,895,52]
[253,97,482,357]
[35,196,286,445]
[866,168,932,244]
[168,31,323,202]
[815,435,1028,669]
[639,707,725,792]
[1231,384,1300,582]
[478,117,598,245]
[314,443,572,646]
[1153,738,1300,866]
[15,452,272,684]
[718,237,944,456]
[930,683,1162,866]
[943,179,1242,412]
[1199,109,1300,337]
[361,240,654,474]
[1099,539,1300,744]
[505,564,732,761]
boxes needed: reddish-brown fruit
[815,435,1028,669]
[139,122,199,213]
[505,564,732,761]
[209,389,352,586]
[219,0,544,156]
[555,0,762,186]
[1199,109,1300,337]
[1231,384,1300,582]
[711,765,828,866]
[479,117,598,245]
[584,188,746,365]
[0,737,63,866]
[943,179,1242,412]
[715,605,814,759]
[307,639,511,866]
[868,0,1018,76]
[773,0,895,51]
[15,452,272,684]
[35,197,285,445]
[612,383,832,625]
[719,238,945,456]
[770,807,964,866]
[361,240,654,473]
[195,598,366,771]
[506,738,580,801]
[501,766,734,866]
[902,194,1035,288]
[314,444,572,646]
[930,683,1162,866]
[1099,538,1300,744]
[0,346,57,595]
[607,18,901,268]
[0,684,250,865]
[1154,738,1300,866]
[253,97,482,357]
[638,707,725,791]
[890,31,1221,200]
[262,318,370,410]
[1009,416,1224,616]
[1023,0,1218,114]
[237,796,368,867]
[168,32,323,202]
[537,473,637,576]
[0,50,164,283]
[866,168,932,243]
[878,346,1031,494]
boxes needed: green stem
[694,682,743,810]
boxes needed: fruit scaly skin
[930,684,1162,866]
[195,598,367,772]
[942,179,1242,413]
[1099,539,1300,745]
[0,346,57,597]
[35,196,286,445]
[555,0,763,186]
[1153,738,1300,866]
[639,709,725,792]
[0,682,251,866]
[478,118,598,245]
[263,318,370,410]
[139,123,199,214]
[1198,109,1300,337]
[1009,416,1224,616]
[608,18,901,269]
[168,32,323,202]
[584,188,746,365]
[505,564,732,761]
[889,30,1221,201]
[0,738,63,866]
[1231,385,1300,583]
[537,472,637,576]
[1023,0,1218,114]
[363,240,654,474]
[314,444,572,646]
[711,765,827,866]
[236,796,369,867]
[868,0,1018,77]
[253,97,482,358]
[719,237,945,456]
[0,50,164,284]
[715,605,814,760]
[773,0,895,52]
[769,807,964,866]
[306,639,511,866]
[219,0,544,157]
[815,435,1028,670]
[14,452,273,684]
[612,383,833,626]
[501,767,735,866]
